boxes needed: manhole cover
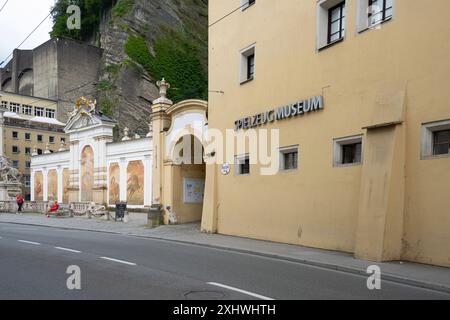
[185,291,226,300]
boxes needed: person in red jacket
[47,201,60,217]
[16,194,24,215]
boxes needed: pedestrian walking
[16,194,24,215]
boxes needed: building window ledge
[240,77,254,86]
[318,37,345,52]
[358,16,393,34]
[421,154,450,161]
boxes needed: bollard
[148,204,163,227]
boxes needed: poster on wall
[184,178,205,204]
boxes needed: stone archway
[169,134,206,224]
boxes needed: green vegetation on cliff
[125,30,207,102]
[51,0,208,105]
[50,0,133,40]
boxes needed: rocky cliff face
[89,0,208,137]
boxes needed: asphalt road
[0,222,449,300]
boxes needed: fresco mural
[63,169,70,204]
[127,161,144,205]
[47,170,58,201]
[109,163,120,205]
[34,171,43,201]
[81,146,94,202]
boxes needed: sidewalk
[1,212,449,294]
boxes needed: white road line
[208,282,275,301]
[18,240,41,246]
[100,257,137,266]
[55,247,82,254]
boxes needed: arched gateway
[149,79,211,226]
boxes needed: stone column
[43,168,48,202]
[57,166,63,203]
[0,96,6,157]
[30,170,35,202]
[149,79,173,225]
[119,158,127,202]
[144,155,152,207]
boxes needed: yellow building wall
[208,0,450,266]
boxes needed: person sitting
[47,201,60,217]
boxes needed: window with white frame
[421,120,450,158]
[357,0,393,32]
[9,102,20,113]
[22,105,32,115]
[241,0,256,11]
[317,0,346,50]
[12,160,19,169]
[12,146,20,154]
[25,147,31,155]
[35,107,44,117]
[235,155,251,176]
[25,161,31,169]
[280,146,299,172]
[0,101,8,109]
[46,108,56,119]
[334,135,364,166]
[240,45,256,84]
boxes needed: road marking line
[100,257,137,266]
[55,247,82,253]
[18,240,41,246]
[207,282,274,301]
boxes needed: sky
[0,0,55,67]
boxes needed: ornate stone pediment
[65,97,112,132]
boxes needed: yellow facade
[206,0,450,267]
[0,91,67,199]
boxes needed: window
[25,176,31,188]
[422,120,450,159]
[247,54,255,80]
[12,131,19,139]
[334,135,364,166]
[328,2,346,44]
[342,143,362,164]
[356,0,393,32]
[25,133,31,141]
[240,45,256,84]
[1,101,8,109]
[25,147,31,155]
[49,136,55,144]
[433,130,450,155]
[37,135,43,143]
[12,146,20,154]
[235,155,251,175]
[241,0,256,11]
[317,0,346,50]
[12,161,19,169]
[10,102,20,113]
[37,149,43,155]
[280,146,299,172]
[368,0,393,26]
[35,107,44,117]
[22,105,32,115]
[61,137,66,143]
[46,108,56,119]
[25,161,31,169]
